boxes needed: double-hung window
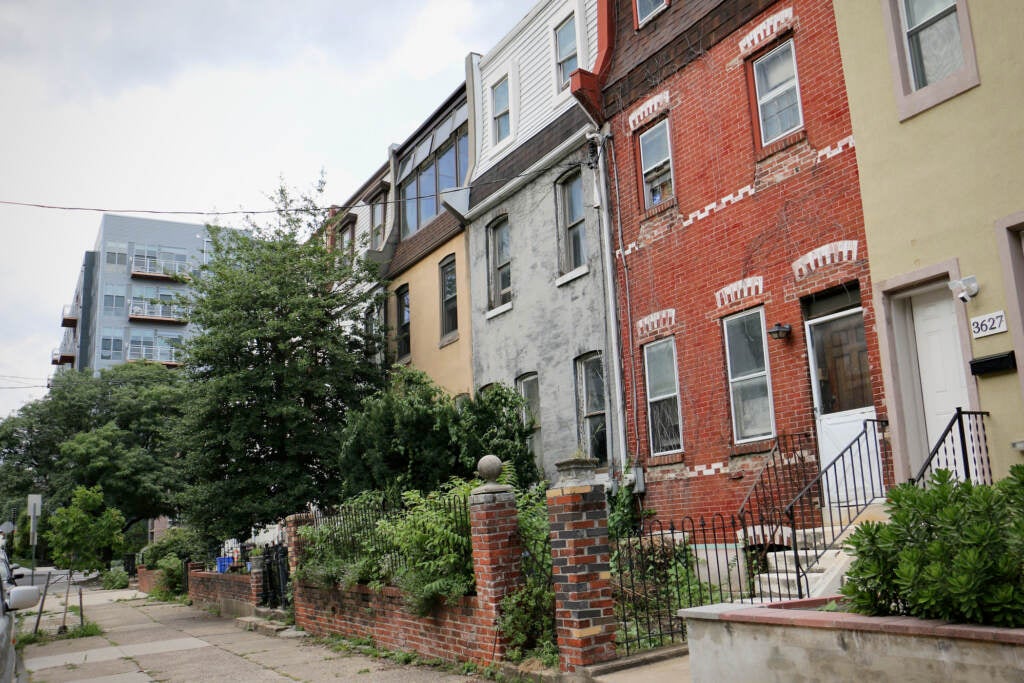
[396,285,411,359]
[105,242,127,266]
[724,308,775,443]
[576,352,607,463]
[902,0,963,90]
[639,120,673,209]
[555,15,578,90]
[492,77,511,143]
[644,338,682,454]
[103,286,126,316]
[338,221,355,261]
[752,39,803,146]
[560,171,586,272]
[489,218,511,308]
[516,373,542,463]
[370,198,385,250]
[439,255,458,339]
[100,328,123,361]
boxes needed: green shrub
[156,553,185,595]
[140,527,206,567]
[101,568,129,590]
[842,467,1024,626]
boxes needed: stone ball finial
[477,454,503,483]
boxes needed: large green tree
[178,181,388,541]
[46,485,125,573]
[0,362,186,537]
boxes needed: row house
[449,0,626,481]
[572,0,887,520]
[833,0,1024,480]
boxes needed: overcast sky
[0,0,530,417]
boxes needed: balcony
[128,301,188,324]
[61,304,79,328]
[127,344,181,367]
[130,256,191,281]
[51,345,76,366]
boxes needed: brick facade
[136,565,160,594]
[188,569,258,617]
[596,0,886,522]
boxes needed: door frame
[874,259,980,481]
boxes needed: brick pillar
[548,462,616,672]
[469,455,524,664]
[187,562,203,603]
[284,513,312,577]
[249,566,263,606]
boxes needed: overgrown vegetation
[100,567,129,590]
[15,621,103,649]
[841,467,1024,626]
[46,485,125,573]
[139,526,207,567]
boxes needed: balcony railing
[127,344,181,365]
[61,304,79,328]
[130,256,191,279]
[129,301,187,322]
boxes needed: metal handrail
[129,301,187,319]
[912,408,991,485]
[130,257,190,277]
[782,419,888,596]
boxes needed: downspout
[588,128,628,476]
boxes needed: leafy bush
[101,568,129,590]
[156,553,185,595]
[842,467,1024,626]
[140,527,206,567]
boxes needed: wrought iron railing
[912,408,991,486]
[781,419,889,597]
[736,433,818,548]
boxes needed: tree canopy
[46,485,125,573]
[177,181,388,541]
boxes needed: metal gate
[260,544,290,608]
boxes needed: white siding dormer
[472,0,597,179]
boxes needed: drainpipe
[588,126,628,477]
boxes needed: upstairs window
[492,77,511,143]
[100,328,124,361]
[555,15,578,89]
[636,0,668,26]
[103,286,126,316]
[752,39,803,146]
[559,170,586,272]
[516,372,542,464]
[370,197,385,250]
[337,221,355,261]
[903,0,963,89]
[398,102,470,238]
[105,242,127,266]
[639,119,673,209]
[439,255,458,339]
[644,337,682,455]
[489,217,512,308]
[396,285,411,359]
[576,352,607,464]
[724,308,775,443]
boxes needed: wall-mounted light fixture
[767,323,792,340]
[948,275,979,303]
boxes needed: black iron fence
[913,408,991,486]
[260,543,290,608]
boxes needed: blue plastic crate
[215,556,232,573]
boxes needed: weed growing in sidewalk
[15,621,103,650]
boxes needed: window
[559,171,586,272]
[105,242,127,266]
[440,256,458,339]
[576,353,607,463]
[555,15,578,89]
[370,198,385,250]
[492,77,510,143]
[396,285,411,359]
[724,308,775,443]
[103,286,126,316]
[639,120,673,208]
[488,218,511,308]
[128,331,155,361]
[337,221,355,261]
[398,105,470,238]
[100,328,123,361]
[752,39,803,146]
[883,0,978,120]
[644,338,682,454]
[636,0,667,26]
[517,373,542,463]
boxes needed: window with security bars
[644,337,682,454]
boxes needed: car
[1,548,40,682]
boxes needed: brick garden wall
[136,565,160,594]
[187,566,261,618]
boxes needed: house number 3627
[970,310,1007,339]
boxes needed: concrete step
[765,549,825,573]
[235,616,290,636]
[753,571,808,598]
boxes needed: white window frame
[100,328,124,361]
[370,199,385,250]
[638,119,674,209]
[488,218,512,309]
[575,352,608,464]
[516,372,542,463]
[882,0,979,120]
[636,0,668,27]
[558,169,586,273]
[644,337,683,455]
[439,254,458,341]
[554,14,578,90]
[752,39,804,146]
[724,307,776,444]
[492,76,511,144]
